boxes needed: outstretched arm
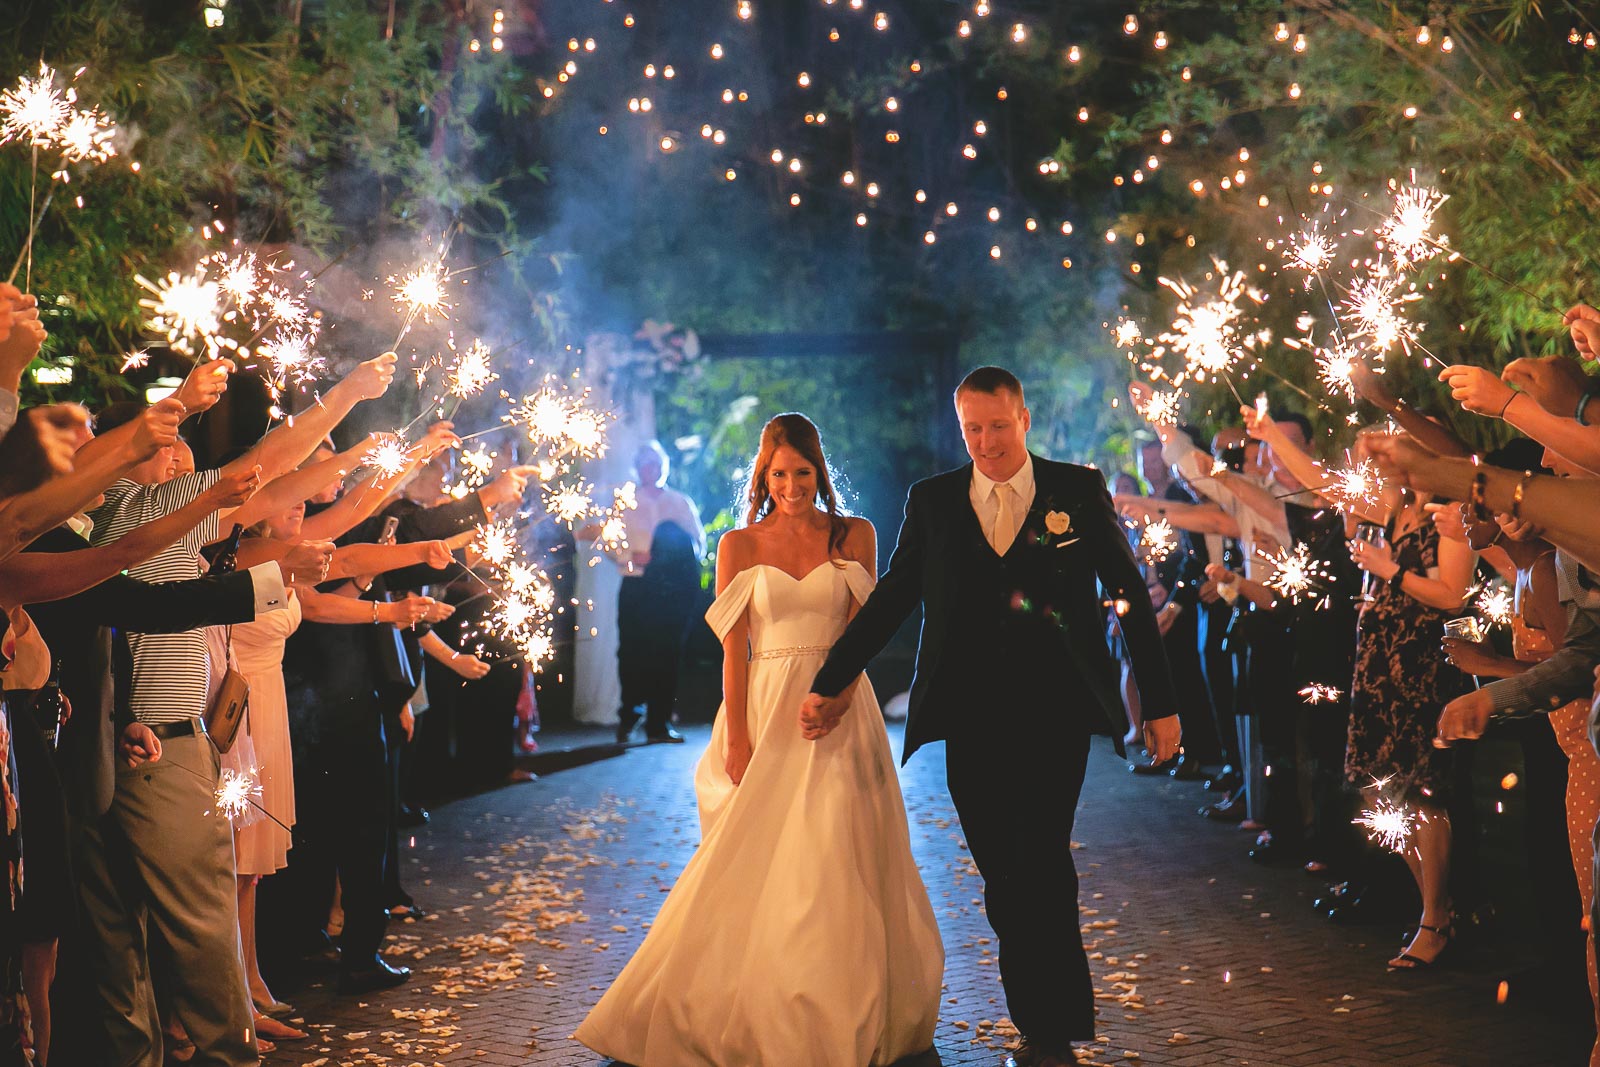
[0,467,259,607]
[1115,493,1240,537]
[221,351,397,483]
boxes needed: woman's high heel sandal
[1388,921,1454,971]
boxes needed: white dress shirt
[1160,431,1288,581]
[970,453,1036,555]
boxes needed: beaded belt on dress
[751,644,832,661]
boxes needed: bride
[575,412,943,1066]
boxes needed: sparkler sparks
[1284,224,1336,277]
[365,434,411,478]
[1299,683,1343,704]
[447,337,499,398]
[0,63,71,148]
[1155,261,1267,383]
[1139,388,1184,426]
[1341,266,1423,356]
[1379,180,1448,268]
[1476,583,1515,627]
[1354,797,1417,854]
[136,269,226,358]
[1262,542,1333,605]
[1315,343,1362,403]
[476,519,520,566]
[119,349,149,372]
[1325,458,1386,512]
[504,379,615,464]
[391,262,451,325]
[542,479,596,525]
[1111,317,1144,348]
[214,768,262,823]
[1140,518,1177,562]
[255,331,324,393]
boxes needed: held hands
[398,703,416,742]
[1362,434,1438,493]
[205,464,262,510]
[1238,403,1273,440]
[1437,364,1516,418]
[447,650,491,680]
[1424,502,1470,545]
[347,351,398,401]
[132,398,187,459]
[481,465,540,509]
[1142,715,1181,764]
[1565,304,1600,360]
[1435,687,1494,748]
[422,539,454,569]
[421,598,455,624]
[119,721,163,768]
[725,737,753,785]
[0,291,46,376]
[1347,536,1397,578]
[1441,636,1503,677]
[388,593,435,628]
[28,405,88,475]
[173,358,235,416]
[1495,510,1542,542]
[1503,354,1590,416]
[281,539,335,584]
[1348,360,1396,410]
[415,420,461,459]
[799,691,848,741]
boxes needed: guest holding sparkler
[0,284,46,439]
[1244,406,1475,971]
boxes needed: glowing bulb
[875,11,888,30]
[1011,23,1027,43]
[1181,66,1192,80]
[1293,31,1306,51]
[1274,20,1289,42]
[725,168,737,180]
[737,1,753,19]
[924,231,936,244]
[974,120,988,135]
[1403,104,1418,118]
[1077,106,1090,121]
[1123,13,1139,34]
[797,71,811,87]
[988,206,1001,221]
[1441,34,1454,52]
[790,193,801,206]
[962,143,977,158]
[1060,221,1073,234]
[842,170,856,185]
[957,20,971,36]
[914,189,926,202]
[945,202,959,216]
[659,136,674,151]
[710,42,724,58]
[989,245,1002,259]
[1415,23,1431,45]
[865,181,880,196]
[769,148,784,163]
[1067,45,1082,62]
[885,96,899,111]
[1288,81,1302,99]
[855,213,868,226]
[1154,30,1168,49]
[1190,179,1205,194]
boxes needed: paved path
[265,725,1593,1066]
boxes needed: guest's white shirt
[970,453,1035,555]
[616,485,704,577]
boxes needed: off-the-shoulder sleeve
[840,559,877,606]
[704,567,760,643]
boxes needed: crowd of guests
[0,280,559,1065]
[1111,306,1600,1062]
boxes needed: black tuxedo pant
[945,724,1094,1046]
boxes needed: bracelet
[371,600,380,624]
[1511,469,1534,523]
[1469,470,1490,522]
[1497,390,1519,420]
[1578,388,1599,427]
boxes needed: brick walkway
[264,725,1593,1067]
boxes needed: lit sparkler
[1112,317,1144,348]
[255,331,325,394]
[1154,261,1268,389]
[542,479,596,525]
[476,519,520,566]
[119,349,149,372]
[214,767,263,823]
[0,62,70,147]
[1354,796,1417,854]
[1378,180,1448,268]
[1315,343,1362,403]
[1140,518,1177,562]
[1262,542,1332,605]
[1476,583,1515,627]
[1299,683,1343,704]
[447,337,499,398]
[1139,388,1184,426]
[1283,224,1336,277]
[136,268,227,359]
[365,434,411,478]
[1340,265,1423,356]
[1325,458,1386,512]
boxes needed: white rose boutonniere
[1044,509,1081,548]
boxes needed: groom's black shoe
[615,709,642,744]
[337,955,411,995]
[644,726,685,744]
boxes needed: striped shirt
[89,472,222,724]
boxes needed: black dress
[1346,521,1470,798]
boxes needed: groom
[802,366,1179,1064]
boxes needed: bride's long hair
[740,412,850,555]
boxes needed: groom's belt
[751,644,832,662]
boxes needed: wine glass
[1353,523,1389,605]
[1443,616,1486,690]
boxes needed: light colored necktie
[992,482,1016,555]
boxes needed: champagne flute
[1353,523,1388,605]
[1443,616,1485,690]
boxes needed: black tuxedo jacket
[812,455,1176,763]
[22,526,258,816]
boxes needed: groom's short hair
[954,366,1026,408]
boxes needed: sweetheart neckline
[749,560,860,584]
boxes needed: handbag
[204,627,250,754]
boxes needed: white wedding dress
[575,560,943,1067]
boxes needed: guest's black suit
[811,455,1176,1046]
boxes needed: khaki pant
[68,731,256,1067]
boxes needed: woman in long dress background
[575,412,942,1067]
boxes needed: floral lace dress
[1346,521,1470,798]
